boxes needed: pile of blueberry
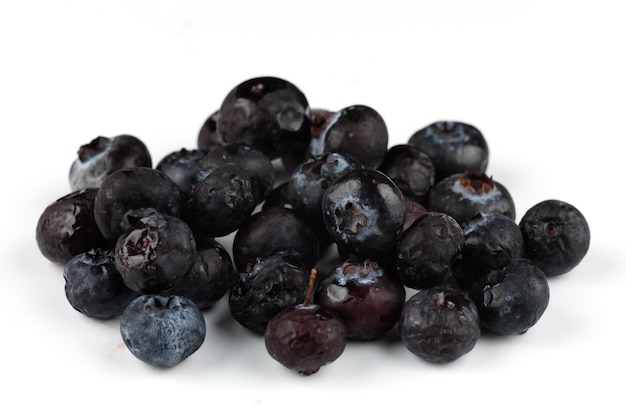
[35,76,591,374]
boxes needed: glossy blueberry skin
[186,163,256,237]
[315,258,406,341]
[197,110,226,152]
[394,212,465,290]
[408,121,489,182]
[427,171,516,228]
[161,236,235,310]
[454,212,525,289]
[94,167,185,243]
[519,199,590,277]
[36,188,111,265]
[469,258,550,335]
[232,206,320,272]
[197,144,276,203]
[322,169,405,262]
[115,213,196,295]
[399,286,481,364]
[69,135,152,191]
[229,255,311,333]
[264,303,347,376]
[312,105,388,170]
[218,76,312,160]
[156,148,207,195]
[120,294,206,368]
[378,144,436,204]
[64,248,139,319]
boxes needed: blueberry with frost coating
[378,144,436,204]
[156,148,206,195]
[120,294,206,368]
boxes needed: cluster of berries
[35,76,590,374]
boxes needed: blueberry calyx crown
[458,171,494,194]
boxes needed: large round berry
[120,294,206,368]
[322,169,405,261]
[378,144,436,204]
[218,76,311,160]
[519,199,590,277]
[155,148,206,196]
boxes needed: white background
[2,1,625,415]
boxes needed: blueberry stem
[303,268,317,307]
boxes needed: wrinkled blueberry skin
[69,135,152,191]
[519,199,590,277]
[197,110,226,152]
[196,144,276,203]
[312,105,388,170]
[115,213,196,295]
[36,188,111,265]
[378,144,436,204]
[322,169,405,262]
[94,167,185,242]
[218,76,312,160]
[265,303,347,376]
[156,148,206,195]
[120,294,206,368]
[232,206,320,272]
[469,258,550,335]
[394,212,464,290]
[64,248,139,319]
[186,163,256,237]
[315,258,406,341]
[161,236,235,309]
[427,171,516,228]
[408,121,489,182]
[398,286,481,364]
[454,212,525,288]
[229,255,311,333]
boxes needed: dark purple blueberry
[36,188,111,265]
[322,169,405,261]
[427,171,516,227]
[453,212,525,289]
[186,163,256,237]
[378,144,436,204]
[228,255,311,333]
[218,76,312,160]
[394,212,464,290]
[69,135,152,191]
[312,105,388,170]
[408,121,489,182]
[232,206,320,272]
[63,248,139,319]
[315,258,406,341]
[286,152,364,221]
[398,286,481,364]
[469,258,550,335]
[197,144,276,203]
[94,167,185,243]
[120,294,206,368]
[114,213,196,295]
[155,148,207,195]
[519,199,590,277]
[161,236,235,310]
[197,110,226,151]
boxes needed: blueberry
[401,195,429,233]
[398,286,481,364]
[114,212,196,295]
[36,188,111,265]
[322,169,405,261]
[469,258,550,335]
[408,121,489,182]
[156,148,207,196]
[229,255,311,333]
[218,76,312,159]
[197,110,225,152]
[378,144,436,204]
[94,167,185,243]
[394,211,464,289]
[120,294,206,368]
[519,199,590,277]
[63,248,139,319]
[315,257,406,341]
[427,171,516,227]
[69,134,152,191]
